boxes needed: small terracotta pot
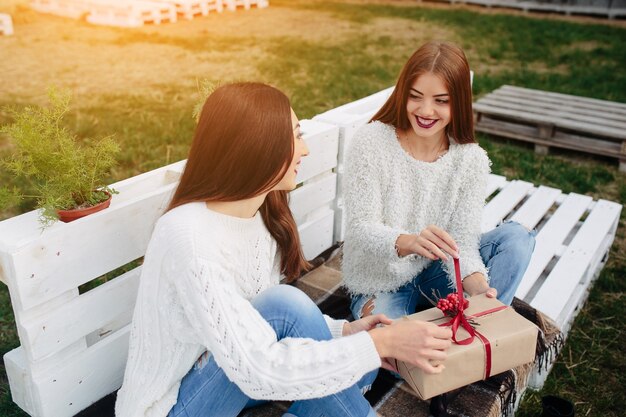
[57,192,112,223]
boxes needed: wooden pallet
[151,0,224,20]
[29,0,91,19]
[224,0,269,11]
[85,0,178,27]
[474,85,626,172]
[0,13,13,35]
[426,0,626,19]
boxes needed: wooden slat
[476,117,624,158]
[530,200,621,323]
[486,174,507,197]
[499,85,626,113]
[295,120,339,184]
[493,88,626,119]
[477,96,626,128]
[298,209,334,260]
[514,193,592,300]
[481,180,534,232]
[509,185,561,231]
[19,268,140,361]
[289,173,336,223]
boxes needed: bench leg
[535,144,550,156]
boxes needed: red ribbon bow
[437,258,507,379]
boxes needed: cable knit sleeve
[169,255,381,401]
[343,125,411,268]
[443,145,490,282]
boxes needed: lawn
[0,0,624,416]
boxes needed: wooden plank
[474,102,625,140]
[34,327,130,417]
[298,209,334,260]
[530,200,621,324]
[476,117,624,158]
[492,88,626,119]
[514,193,592,300]
[289,173,336,222]
[486,174,507,197]
[499,85,626,113]
[509,185,561,231]
[295,120,339,184]
[477,96,626,129]
[4,348,37,416]
[19,268,140,361]
[481,180,534,232]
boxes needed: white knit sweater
[115,202,381,417]
[342,121,491,296]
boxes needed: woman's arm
[171,257,381,401]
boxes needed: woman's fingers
[414,236,448,260]
[421,228,459,258]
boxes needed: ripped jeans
[351,221,536,320]
[168,285,378,417]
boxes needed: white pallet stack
[224,0,269,11]
[0,120,339,417]
[151,0,224,20]
[86,0,177,28]
[29,0,91,19]
[0,13,13,35]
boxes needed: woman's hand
[368,318,453,374]
[343,314,393,336]
[462,272,497,299]
[395,225,459,261]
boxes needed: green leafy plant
[0,88,120,227]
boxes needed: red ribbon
[437,258,507,379]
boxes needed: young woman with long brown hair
[342,40,536,352]
[115,82,453,417]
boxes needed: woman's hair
[372,41,475,144]
[168,82,310,281]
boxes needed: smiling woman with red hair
[115,82,453,417]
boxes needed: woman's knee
[252,285,319,320]
[498,221,536,255]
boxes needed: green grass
[1,1,625,416]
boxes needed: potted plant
[0,88,120,227]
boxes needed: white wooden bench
[0,13,13,35]
[0,89,621,416]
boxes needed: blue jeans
[351,221,536,320]
[168,285,378,417]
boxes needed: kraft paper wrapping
[394,294,538,400]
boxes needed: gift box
[393,293,538,400]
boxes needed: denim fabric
[168,285,378,417]
[351,221,536,320]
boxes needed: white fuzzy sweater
[115,202,381,417]
[342,121,491,296]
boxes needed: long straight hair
[168,82,310,281]
[372,41,475,144]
